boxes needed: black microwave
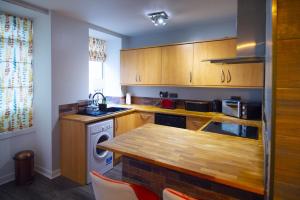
[240,102,262,120]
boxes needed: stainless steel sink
[77,106,130,117]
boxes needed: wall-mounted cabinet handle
[221,69,225,83]
[139,75,141,82]
[135,74,138,82]
[190,72,192,83]
[227,69,231,83]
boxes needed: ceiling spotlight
[147,11,168,26]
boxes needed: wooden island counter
[98,123,264,200]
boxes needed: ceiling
[22,0,237,36]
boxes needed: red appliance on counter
[160,99,176,109]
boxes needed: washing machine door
[94,133,110,160]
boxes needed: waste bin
[14,150,34,185]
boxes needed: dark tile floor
[0,163,122,200]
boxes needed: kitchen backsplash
[126,86,263,102]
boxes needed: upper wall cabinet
[120,50,138,84]
[120,38,264,88]
[161,44,193,85]
[138,47,162,85]
[120,47,162,85]
[201,39,237,60]
[192,39,264,88]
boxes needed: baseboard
[0,172,15,186]
[0,167,61,186]
[51,168,61,179]
[35,165,61,179]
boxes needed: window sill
[0,127,35,141]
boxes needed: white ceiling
[22,0,237,36]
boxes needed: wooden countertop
[98,123,264,195]
[61,104,261,127]
[60,108,136,123]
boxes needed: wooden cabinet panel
[186,116,211,131]
[114,113,137,162]
[201,39,236,60]
[277,39,300,88]
[192,62,224,86]
[115,113,137,137]
[277,0,300,39]
[135,112,154,127]
[120,50,138,84]
[121,38,263,88]
[114,112,154,162]
[60,120,87,185]
[162,44,193,85]
[193,40,264,88]
[138,47,162,84]
[274,88,300,200]
[224,63,264,87]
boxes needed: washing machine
[87,119,114,184]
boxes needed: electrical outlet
[169,93,178,98]
[159,91,168,98]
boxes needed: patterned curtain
[89,37,106,62]
[0,14,33,133]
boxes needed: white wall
[0,1,52,184]
[103,37,124,97]
[51,11,90,171]
[89,29,124,97]
[51,13,124,171]
[125,19,236,48]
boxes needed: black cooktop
[202,121,258,140]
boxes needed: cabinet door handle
[135,74,138,82]
[221,69,225,83]
[227,69,231,83]
[190,72,192,83]
[139,75,141,82]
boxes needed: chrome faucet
[92,92,106,105]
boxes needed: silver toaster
[222,99,241,118]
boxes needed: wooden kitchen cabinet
[202,39,237,60]
[60,119,87,185]
[224,63,264,87]
[186,116,211,131]
[120,47,162,85]
[193,39,264,88]
[120,50,138,84]
[192,39,236,86]
[120,38,263,88]
[135,112,154,127]
[114,112,154,162]
[137,47,162,84]
[162,44,193,85]
[115,112,137,137]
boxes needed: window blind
[0,14,33,133]
[89,37,106,62]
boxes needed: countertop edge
[99,142,264,195]
[60,104,262,127]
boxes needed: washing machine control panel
[90,123,112,133]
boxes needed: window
[89,37,106,94]
[0,14,33,133]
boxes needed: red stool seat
[90,171,159,200]
[163,188,199,200]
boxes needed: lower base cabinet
[60,119,87,185]
[114,112,154,162]
[186,116,211,131]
